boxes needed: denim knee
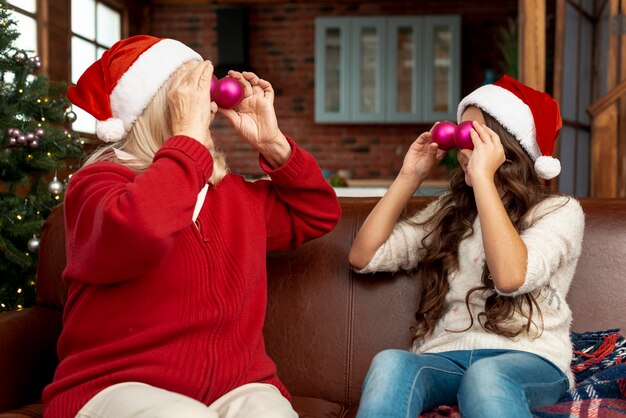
[457,358,530,418]
[365,349,413,387]
[459,358,519,398]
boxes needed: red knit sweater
[42,135,341,417]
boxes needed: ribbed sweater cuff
[156,135,214,182]
[259,136,306,184]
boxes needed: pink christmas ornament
[454,121,474,150]
[214,77,244,109]
[431,121,457,151]
[210,75,219,100]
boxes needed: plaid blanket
[420,330,626,418]
[534,330,626,417]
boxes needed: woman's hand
[167,60,217,149]
[399,124,446,184]
[467,121,506,182]
[218,71,291,168]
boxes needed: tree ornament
[16,134,27,145]
[29,55,41,71]
[48,176,63,195]
[13,50,26,63]
[27,235,40,252]
[213,77,244,109]
[29,139,39,148]
[65,111,77,123]
[210,74,219,99]
[454,121,474,150]
[35,128,45,137]
[431,121,458,151]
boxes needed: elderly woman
[43,35,341,418]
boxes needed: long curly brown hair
[410,112,563,343]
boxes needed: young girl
[42,35,341,418]
[349,76,584,418]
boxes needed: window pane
[72,0,96,40]
[71,106,96,134]
[97,47,107,59]
[433,25,452,112]
[324,28,341,113]
[396,26,413,113]
[71,36,97,83]
[97,3,121,48]
[9,12,37,54]
[360,27,377,113]
[7,0,36,13]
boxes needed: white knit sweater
[358,195,585,387]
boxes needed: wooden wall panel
[518,0,545,90]
[616,0,626,198]
[591,104,618,197]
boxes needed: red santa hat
[457,75,563,180]
[67,35,202,143]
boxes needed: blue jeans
[356,349,568,418]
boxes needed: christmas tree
[0,5,84,311]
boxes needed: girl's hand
[167,60,217,149]
[399,124,446,182]
[467,121,506,181]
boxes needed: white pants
[75,382,298,418]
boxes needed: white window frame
[71,0,123,135]
[5,0,39,56]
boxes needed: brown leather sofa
[1,197,626,418]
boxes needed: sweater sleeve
[355,197,443,274]
[495,196,585,297]
[245,136,341,253]
[63,136,214,284]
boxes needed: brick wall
[149,1,518,180]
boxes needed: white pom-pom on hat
[535,156,561,180]
[96,118,126,143]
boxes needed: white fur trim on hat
[96,118,125,143]
[457,84,542,162]
[109,39,202,137]
[534,156,561,180]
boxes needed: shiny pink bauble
[214,77,244,109]
[431,121,458,151]
[210,75,219,100]
[454,121,474,150]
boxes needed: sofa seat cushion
[0,403,43,418]
[292,395,351,417]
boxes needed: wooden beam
[551,0,565,191]
[588,79,626,116]
[591,104,619,197]
[553,0,565,104]
[518,0,545,90]
[608,0,619,90]
[616,0,626,198]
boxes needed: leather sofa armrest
[0,306,61,412]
